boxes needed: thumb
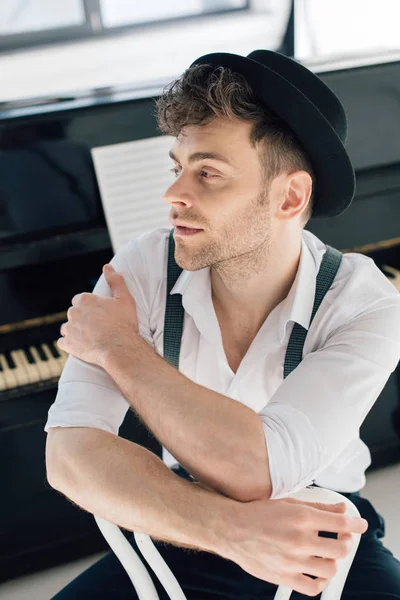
[103,264,128,300]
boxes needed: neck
[211,230,302,331]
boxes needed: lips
[174,225,203,236]
[172,221,203,230]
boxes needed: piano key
[0,370,7,391]
[10,350,31,386]
[48,343,60,359]
[29,346,53,380]
[12,349,41,384]
[36,345,48,362]
[23,347,35,364]
[5,350,16,370]
[22,346,46,383]
[0,353,19,388]
[41,343,63,378]
[53,341,68,366]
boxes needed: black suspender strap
[163,229,184,368]
[163,227,343,377]
[283,245,342,378]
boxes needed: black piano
[1,57,400,583]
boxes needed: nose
[163,171,196,208]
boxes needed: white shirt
[44,227,400,500]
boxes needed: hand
[57,264,139,368]
[220,496,368,597]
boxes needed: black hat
[191,50,355,218]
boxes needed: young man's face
[164,117,275,272]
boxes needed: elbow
[237,478,272,503]
[45,426,114,490]
[222,467,272,503]
[235,418,272,502]
[224,482,272,504]
[235,440,273,502]
[45,426,91,491]
[223,440,273,502]
[45,427,67,490]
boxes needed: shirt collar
[170,230,318,346]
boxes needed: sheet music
[91,136,175,251]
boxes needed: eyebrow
[168,149,234,167]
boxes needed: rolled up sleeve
[44,239,154,435]
[259,299,400,499]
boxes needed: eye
[168,167,217,180]
[169,167,180,178]
[199,169,216,179]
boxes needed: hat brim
[191,52,355,218]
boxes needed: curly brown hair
[155,64,315,225]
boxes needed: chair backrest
[93,486,361,600]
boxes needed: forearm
[46,426,234,556]
[106,343,271,501]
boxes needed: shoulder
[303,230,400,370]
[336,250,400,320]
[92,227,172,314]
[304,229,400,319]
[118,226,171,279]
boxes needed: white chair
[94,486,362,600]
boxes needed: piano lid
[0,117,105,249]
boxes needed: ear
[281,171,312,220]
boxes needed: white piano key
[29,346,52,380]
[10,350,31,386]
[41,343,62,378]
[0,370,7,391]
[0,353,19,389]
[14,349,41,384]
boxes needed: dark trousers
[51,489,400,600]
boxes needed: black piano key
[5,350,16,369]
[48,343,60,358]
[23,347,35,364]
[36,345,48,362]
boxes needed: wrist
[191,482,241,559]
[101,344,127,377]
[102,334,154,377]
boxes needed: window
[0,1,86,34]
[0,0,249,51]
[100,0,247,28]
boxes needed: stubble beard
[174,187,272,280]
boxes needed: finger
[310,511,368,535]
[309,501,346,513]
[103,264,128,300]
[286,498,346,513]
[71,294,82,306]
[307,533,354,560]
[288,501,367,535]
[286,573,328,597]
[60,322,67,337]
[299,556,337,580]
[285,499,367,533]
[57,337,67,352]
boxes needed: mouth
[174,225,203,237]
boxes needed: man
[45,50,400,598]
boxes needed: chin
[175,257,205,272]
[174,249,211,272]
